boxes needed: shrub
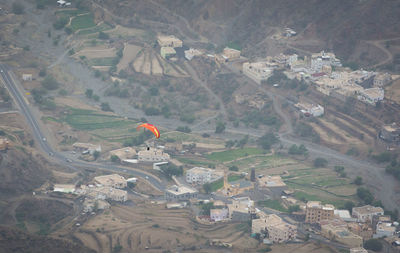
[257,132,279,150]
[41,75,59,90]
[98,31,110,40]
[313,158,328,168]
[53,17,69,30]
[364,239,382,252]
[101,102,112,112]
[12,2,25,14]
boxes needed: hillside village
[1,1,400,252]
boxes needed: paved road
[0,64,165,192]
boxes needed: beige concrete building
[0,138,10,151]
[374,222,396,238]
[165,185,197,201]
[109,147,136,160]
[138,147,170,162]
[22,74,33,81]
[294,102,324,117]
[94,174,127,189]
[157,35,183,48]
[305,201,334,223]
[88,187,128,202]
[186,167,212,184]
[222,47,241,60]
[83,198,110,213]
[252,213,297,243]
[352,205,384,223]
[160,47,176,59]
[374,73,392,87]
[227,197,255,221]
[321,221,363,248]
[73,142,101,155]
[357,87,384,105]
[350,248,368,253]
[242,61,274,84]
[210,208,229,222]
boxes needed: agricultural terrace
[45,108,142,143]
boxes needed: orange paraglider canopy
[136,123,160,138]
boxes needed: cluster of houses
[302,201,399,249]
[241,51,393,107]
[53,174,134,213]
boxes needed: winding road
[0,63,165,192]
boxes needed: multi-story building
[373,73,392,87]
[373,222,396,238]
[88,187,128,202]
[379,123,400,144]
[94,174,127,189]
[138,147,170,162]
[320,220,363,248]
[227,197,255,221]
[352,205,384,223]
[165,185,198,201]
[242,62,275,84]
[186,167,212,184]
[311,51,342,73]
[305,201,334,223]
[357,87,384,105]
[252,213,297,243]
[157,35,183,48]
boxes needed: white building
[295,102,324,117]
[210,208,229,222]
[373,222,396,238]
[357,87,384,105]
[184,48,203,60]
[165,185,198,201]
[186,167,212,184]
[88,187,128,202]
[53,184,76,194]
[22,74,32,81]
[94,174,127,189]
[252,213,297,243]
[311,51,342,73]
[352,205,384,223]
[334,210,356,222]
[138,147,170,162]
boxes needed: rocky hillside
[0,225,95,253]
[104,0,400,62]
[0,149,52,197]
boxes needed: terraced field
[71,202,259,253]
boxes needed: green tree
[215,121,226,134]
[98,31,110,40]
[313,158,328,168]
[203,183,212,194]
[257,132,279,150]
[101,102,112,112]
[364,239,382,252]
[12,2,25,14]
[160,164,183,179]
[93,151,100,160]
[53,17,68,30]
[41,75,59,90]
[288,205,300,214]
[344,201,354,214]
[353,176,363,185]
[229,165,239,171]
[85,89,93,98]
[110,155,120,163]
[357,187,374,204]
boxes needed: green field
[70,14,96,31]
[88,57,116,66]
[226,154,296,170]
[208,179,224,192]
[177,157,216,167]
[160,131,223,145]
[257,200,287,212]
[56,9,88,18]
[228,174,244,182]
[206,147,264,162]
[77,23,112,35]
